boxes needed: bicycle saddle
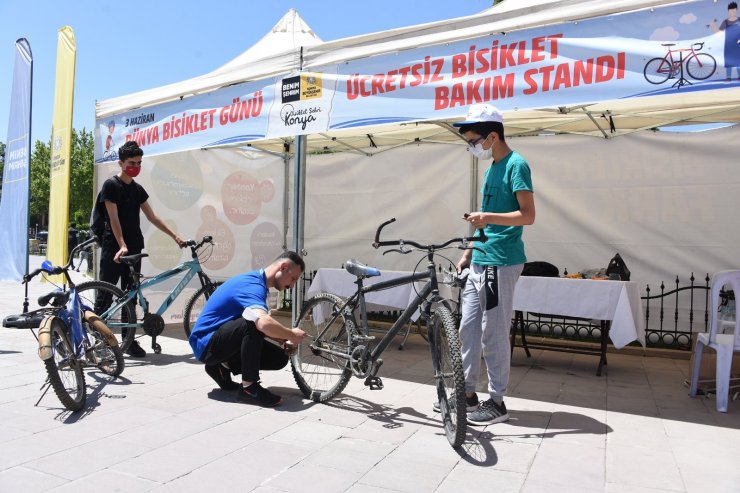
[3,313,45,329]
[120,253,149,265]
[38,289,69,307]
[344,259,381,278]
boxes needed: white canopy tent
[94,0,740,322]
[97,0,740,150]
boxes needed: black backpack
[521,261,559,277]
[606,253,631,281]
[89,190,106,243]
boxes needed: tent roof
[212,9,321,74]
[96,9,321,118]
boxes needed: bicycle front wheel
[183,282,223,337]
[686,53,716,80]
[429,305,467,448]
[643,57,670,84]
[82,311,124,377]
[76,281,137,353]
[291,293,353,402]
[44,318,86,411]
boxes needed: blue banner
[319,0,734,130]
[0,39,32,281]
[94,79,271,163]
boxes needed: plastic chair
[689,270,740,412]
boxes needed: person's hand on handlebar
[173,235,187,248]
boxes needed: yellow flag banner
[46,26,76,282]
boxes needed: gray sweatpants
[459,263,523,401]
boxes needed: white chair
[689,270,740,412]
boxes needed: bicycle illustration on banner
[643,42,717,88]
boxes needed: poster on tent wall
[93,79,273,162]
[304,0,736,131]
[0,39,32,281]
[94,148,285,322]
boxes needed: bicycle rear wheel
[44,318,86,411]
[183,281,223,337]
[291,293,353,402]
[76,281,137,353]
[82,311,124,377]
[643,57,670,84]
[429,305,467,448]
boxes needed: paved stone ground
[1,257,740,492]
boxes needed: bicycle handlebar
[187,235,214,250]
[23,235,99,284]
[372,217,488,251]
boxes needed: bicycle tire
[643,57,670,84]
[44,318,86,411]
[82,311,124,377]
[182,281,223,338]
[416,298,457,343]
[686,53,716,80]
[429,305,467,448]
[75,281,137,353]
[290,293,353,402]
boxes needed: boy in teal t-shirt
[450,104,535,426]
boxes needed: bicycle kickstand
[34,380,53,408]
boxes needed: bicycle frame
[101,257,209,325]
[317,260,439,364]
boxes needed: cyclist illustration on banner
[102,120,118,161]
[709,1,740,82]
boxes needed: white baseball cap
[452,104,504,126]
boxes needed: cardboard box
[688,333,740,392]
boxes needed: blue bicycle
[2,236,124,411]
[75,235,220,354]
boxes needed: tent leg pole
[469,154,478,235]
[291,135,307,325]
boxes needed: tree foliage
[69,128,94,227]
[29,139,50,228]
[27,128,93,229]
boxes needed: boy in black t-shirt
[96,140,186,357]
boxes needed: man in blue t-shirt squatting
[189,251,307,407]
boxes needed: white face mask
[469,142,493,160]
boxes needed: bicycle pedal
[364,376,383,390]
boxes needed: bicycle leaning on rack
[74,235,221,354]
[2,236,124,412]
[643,42,716,87]
[290,218,486,448]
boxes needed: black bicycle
[290,218,486,448]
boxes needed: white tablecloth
[513,276,645,349]
[306,268,454,322]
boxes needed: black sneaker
[237,381,283,407]
[433,392,479,413]
[125,340,146,358]
[467,398,509,426]
[205,364,240,391]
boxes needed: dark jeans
[200,318,288,382]
[95,246,141,332]
[99,244,141,292]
